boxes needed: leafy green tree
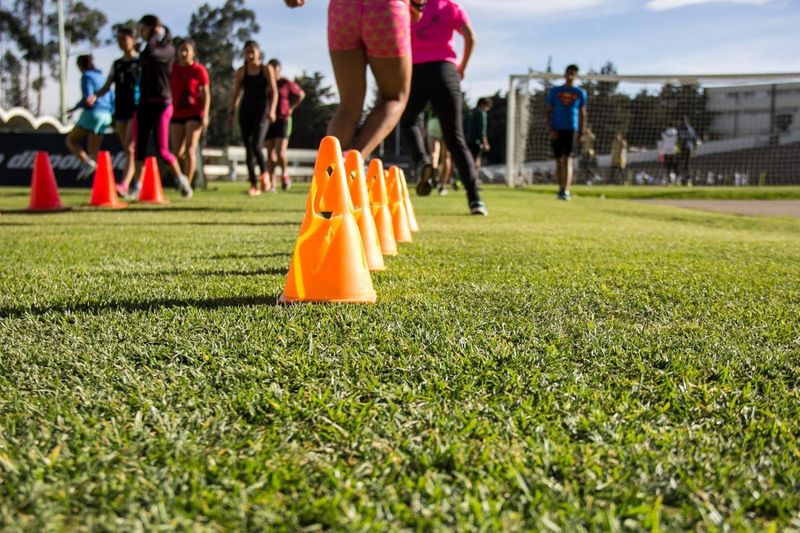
[289,71,337,149]
[44,0,106,107]
[187,0,259,146]
[0,4,38,108]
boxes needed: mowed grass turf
[1,183,799,530]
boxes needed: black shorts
[113,107,136,123]
[266,119,290,140]
[171,116,202,126]
[469,143,483,160]
[551,130,576,158]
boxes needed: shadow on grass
[204,252,291,260]
[141,266,288,278]
[0,294,282,319]
[0,220,299,227]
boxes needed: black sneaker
[415,162,435,196]
[469,200,488,216]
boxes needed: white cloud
[644,0,771,11]
[458,0,614,16]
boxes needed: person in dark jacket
[130,14,192,199]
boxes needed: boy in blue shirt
[545,64,587,200]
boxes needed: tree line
[0,0,337,148]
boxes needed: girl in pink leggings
[284,0,422,157]
[130,15,193,199]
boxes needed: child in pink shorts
[285,0,421,157]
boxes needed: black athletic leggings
[239,107,269,187]
[400,61,481,204]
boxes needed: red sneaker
[247,186,261,197]
[281,174,291,191]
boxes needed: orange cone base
[27,206,71,213]
[87,200,127,209]
[138,198,168,205]
[278,292,377,305]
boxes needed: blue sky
[43,0,800,116]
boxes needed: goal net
[506,71,800,187]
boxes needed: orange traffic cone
[89,151,127,208]
[386,166,413,243]
[345,150,385,272]
[399,168,419,232]
[28,151,66,211]
[366,159,398,256]
[280,136,376,304]
[138,157,168,204]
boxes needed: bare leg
[441,145,452,188]
[565,157,574,192]
[278,137,290,177]
[116,121,136,187]
[352,54,411,157]
[183,121,203,185]
[328,49,368,150]
[265,138,277,177]
[428,137,441,172]
[65,128,90,164]
[170,124,188,175]
[87,133,103,163]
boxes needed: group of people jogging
[67,14,305,200]
[68,1,589,213]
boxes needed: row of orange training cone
[279,136,418,304]
[27,151,171,211]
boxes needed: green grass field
[1,183,799,530]
[525,184,800,200]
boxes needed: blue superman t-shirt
[546,85,587,131]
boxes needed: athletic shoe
[564,190,572,200]
[469,200,488,216]
[281,175,292,191]
[415,161,434,196]
[116,182,129,197]
[127,181,141,200]
[247,186,261,197]
[452,180,459,191]
[438,187,448,196]
[76,160,97,181]
[177,174,193,199]
[259,173,271,192]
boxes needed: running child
[131,14,193,199]
[87,28,139,196]
[229,41,278,196]
[545,64,587,201]
[265,59,305,192]
[398,0,487,215]
[65,54,113,181]
[170,39,211,187]
[284,0,423,158]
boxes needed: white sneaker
[177,175,193,199]
[77,160,97,180]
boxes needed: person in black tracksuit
[132,15,193,199]
[229,41,278,196]
[399,0,487,215]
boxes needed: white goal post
[506,71,800,187]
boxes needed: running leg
[183,120,203,185]
[328,48,368,151]
[431,63,481,205]
[353,54,411,157]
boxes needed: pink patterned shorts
[328,0,411,58]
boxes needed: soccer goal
[505,71,800,187]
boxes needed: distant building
[706,82,800,140]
